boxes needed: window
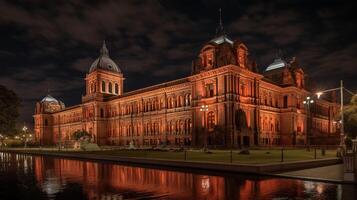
[115,83,119,94]
[100,108,104,118]
[283,95,288,108]
[206,84,214,97]
[44,119,48,126]
[207,111,215,129]
[102,81,106,92]
[108,82,113,93]
[240,84,245,96]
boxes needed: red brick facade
[34,36,340,147]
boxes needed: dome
[265,58,287,71]
[39,94,65,113]
[41,94,59,103]
[89,41,121,73]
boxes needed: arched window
[108,82,113,93]
[187,94,191,106]
[115,83,119,94]
[102,81,106,92]
[170,121,175,135]
[207,112,215,129]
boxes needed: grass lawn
[75,148,337,164]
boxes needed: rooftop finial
[100,40,109,57]
[216,8,225,35]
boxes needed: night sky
[0,0,356,127]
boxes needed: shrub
[72,130,91,141]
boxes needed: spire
[100,40,109,57]
[275,49,283,59]
[216,8,225,35]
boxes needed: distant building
[34,30,340,147]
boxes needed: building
[33,29,340,147]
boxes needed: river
[0,152,355,200]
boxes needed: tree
[0,85,21,135]
[344,94,357,138]
[235,109,250,148]
[72,130,91,141]
[213,125,225,146]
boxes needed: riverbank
[1,148,349,184]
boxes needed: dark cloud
[0,0,356,127]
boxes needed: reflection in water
[0,152,356,200]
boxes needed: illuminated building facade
[34,32,340,147]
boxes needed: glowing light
[201,176,210,191]
[316,184,323,194]
[316,92,323,99]
[200,105,208,111]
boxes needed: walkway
[277,164,345,183]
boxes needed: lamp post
[22,125,28,148]
[303,96,314,147]
[316,80,356,148]
[200,104,209,152]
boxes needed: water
[0,152,355,200]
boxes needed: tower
[82,41,124,102]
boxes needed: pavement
[276,164,345,183]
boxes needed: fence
[86,146,337,164]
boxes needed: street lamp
[200,104,209,152]
[315,80,355,149]
[22,125,28,148]
[303,96,314,147]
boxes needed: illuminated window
[206,84,214,97]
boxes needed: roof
[41,94,59,103]
[89,41,121,73]
[265,58,287,71]
[210,34,233,45]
